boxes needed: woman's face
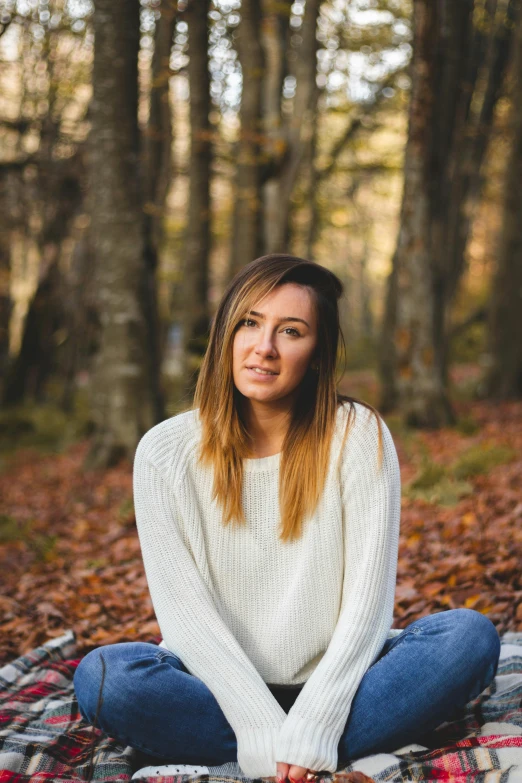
[232,283,318,409]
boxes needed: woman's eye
[240,319,300,337]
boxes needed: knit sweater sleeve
[275,406,401,773]
[133,433,287,779]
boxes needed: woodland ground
[0,364,521,666]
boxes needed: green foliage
[410,459,446,490]
[85,558,108,570]
[404,440,516,506]
[30,533,59,562]
[118,497,135,522]
[0,515,32,544]
[0,515,58,562]
[344,334,379,371]
[450,322,487,364]
[452,443,517,480]
[0,402,92,457]
[454,415,481,435]
[406,474,474,506]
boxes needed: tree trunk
[305,101,320,260]
[393,0,455,427]
[429,0,515,387]
[85,0,161,468]
[142,0,175,418]
[181,0,212,402]
[229,0,265,276]
[265,0,321,253]
[378,252,399,413]
[382,0,515,418]
[1,152,84,408]
[60,229,95,413]
[485,3,522,398]
[2,260,62,406]
[261,0,292,253]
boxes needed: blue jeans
[73,609,500,769]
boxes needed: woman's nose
[255,329,277,354]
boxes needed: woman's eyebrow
[248,310,310,328]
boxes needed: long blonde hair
[192,254,383,542]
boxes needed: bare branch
[317,68,407,183]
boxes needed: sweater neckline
[240,403,348,472]
[243,451,281,472]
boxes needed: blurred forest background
[0,0,521,663]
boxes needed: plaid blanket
[0,630,521,783]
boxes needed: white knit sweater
[133,401,401,778]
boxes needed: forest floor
[0,363,521,666]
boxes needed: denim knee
[450,608,501,685]
[454,609,500,659]
[73,647,108,725]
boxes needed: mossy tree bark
[143,0,177,394]
[86,0,163,468]
[264,0,321,253]
[181,0,212,403]
[390,0,515,426]
[393,0,455,427]
[229,0,265,277]
[485,2,522,399]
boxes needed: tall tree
[388,0,515,425]
[260,0,292,254]
[264,0,321,253]
[485,0,522,398]
[1,157,84,407]
[0,3,92,408]
[181,0,212,401]
[393,0,454,427]
[143,0,177,414]
[229,0,265,276]
[86,0,163,467]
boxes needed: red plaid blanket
[0,630,521,783]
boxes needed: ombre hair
[192,253,383,543]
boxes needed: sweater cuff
[235,725,282,779]
[275,715,341,774]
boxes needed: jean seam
[154,649,178,662]
[367,627,421,676]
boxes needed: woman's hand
[276,761,318,783]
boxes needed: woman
[74,254,501,782]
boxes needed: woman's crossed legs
[73,608,500,769]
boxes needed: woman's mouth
[246,367,279,380]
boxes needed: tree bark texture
[261,0,292,253]
[485,0,522,398]
[142,0,175,419]
[382,0,515,420]
[264,0,321,253]
[378,252,399,413]
[144,0,176,257]
[86,0,161,468]
[1,151,84,407]
[2,261,62,406]
[428,0,515,386]
[394,0,455,427]
[305,102,320,260]
[229,0,265,276]
[181,0,212,402]
[386,0,516,424]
